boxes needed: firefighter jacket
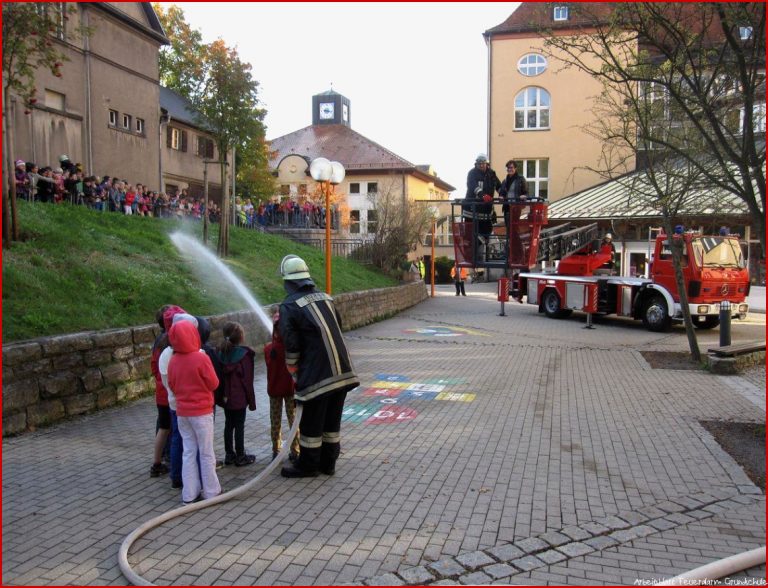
[279,286,360,402]
[463,165,500,222]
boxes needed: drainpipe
[83,7,93,173]
[485,32,492,161]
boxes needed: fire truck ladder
[536,222,600,264]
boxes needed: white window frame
[171,128,181,150]
[349,182,360,194]
[367,182,378,195]
[109,109,118,127]
[349,209,361,234]
[739,26,753,40]
[122,113,132,130]
[514,87,551,130]
[136,118,145,135]
[520,159,549,200]
[740,101,766,135]
[554,6,569,21]
[517,53,548,77]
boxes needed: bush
[434,256,454,283]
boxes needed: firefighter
[278,255,360,478]
[601,233,616,270]
[451,263,468,296]
[463,154,501,257]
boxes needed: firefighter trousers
[297,389,347,472]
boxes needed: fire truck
[451,198,750,332]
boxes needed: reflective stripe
[296,292,332,308]
[297,374,360,402]
[322,431,340,443]
[307,300,342,375]
[300,434,323,448]
[285,351,299,366]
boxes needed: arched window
[514,87,550,130]
[517,53,547,76]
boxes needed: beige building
[159,87,225,200]
[269,91,455,255]
[484,3,635,202]
[9,3,168,188]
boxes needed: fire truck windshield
[691,237,745,268]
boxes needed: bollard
[719,300,731,347]
[498,277,510,316]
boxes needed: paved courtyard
[3,283,766,585]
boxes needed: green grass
[2,201,397,342]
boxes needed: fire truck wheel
[542,289,572,319]
[694,316,720,329]
[642,295,672,332]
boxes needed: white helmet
[604,233,612,240]
[475,153,488,163]
[280,255,311,281]
[59,154,69,162]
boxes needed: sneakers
[171,479,183,489]
[182,494,203,506]
[224,453,237,466]
[234,454,256,467]
[215,459,224,470]
[280,463,318,478]
[319,464,335,476]
[150,462,169,477]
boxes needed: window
[553,5,569,21]
[514,87,550,130]
[136,118,145,135]
[349,182,360,194]
[520,159,549,200]
[367,182,378,194]
[349,210,360,234]
[280,184,290,196]
[37,3,66,40]
[109,110,118,126]
[740,101,766,134]
[170,128,180,150]
[122,114,132,130]
[367,209,378,233]
[739,26,753,40]
[196,136,214,158]
[298,184,307,195]
[517,54,547,76]
[45,89,65,111]
[167,128,187,151]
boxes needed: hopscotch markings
[344,373,475,425]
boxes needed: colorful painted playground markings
[343,373,474,425]
[401,325,487,337]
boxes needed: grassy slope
[2,201,397,342]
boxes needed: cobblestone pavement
[4,284,765,586]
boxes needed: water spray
[118,233,303,585]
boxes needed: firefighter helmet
[280,255,311,281]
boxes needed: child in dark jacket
[264,305,300,462]
[216,322,257,467]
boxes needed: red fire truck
[451,199,750,331]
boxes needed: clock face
[319,102,335,120]
[342,103,349,121]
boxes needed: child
[264,305,300,462]
[216,322,257,467]
[168,320,220,504]
[149,304,180,478]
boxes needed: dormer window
[739,26,753,40]
[554,5,569,21]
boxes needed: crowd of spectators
[13,154,338,229]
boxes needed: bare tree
[538,2,765,258]
[362,176,433,273]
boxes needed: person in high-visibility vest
[417,257,425,280]
[450,264,468,296]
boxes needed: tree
[362,177,433,273]
[2,3,90,247]
[154,5,268,257]
[539,2,765,257]
[236,134,277,202]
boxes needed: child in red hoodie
[168,320,221,504]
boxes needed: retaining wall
[2,281,428,436]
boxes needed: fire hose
[118,404,303,586]
[655,546,765,585]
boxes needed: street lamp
[429,206,439,298]
[310,157,345,294]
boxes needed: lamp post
[429,206,439,298]
[310,157,345,294]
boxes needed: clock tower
[312,90,351,127]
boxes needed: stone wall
[2,281,428,436]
